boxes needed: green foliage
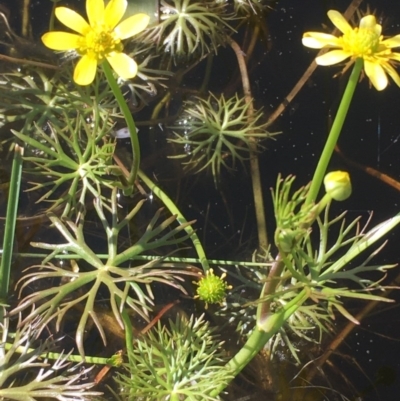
[0,307,99,401]
[144,0,232,56]
[13,113,118,217]
[0,67,116,133]
[220,176,400,363]
[272,175,316,253]
[115,314,232,400]
[0,2,399,400]
[12,188,197,357]
[264,176,400,328]
[169,93,276,181]
[232,0,275,15]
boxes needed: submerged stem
[229,37,269,250]
[0,145,23,301]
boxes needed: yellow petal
[87,0,105,26]
[115,14,150,40]
[388,52,400,62]
[382,35,400,49]
[382,62,400,87]
[105,0,127,29]
[42,32,81,50]
[55,7,89,34]
[364,60,387,91]
[106,52,138,79]
[302,32,339,49]
[327,10,352,34]
[359,15,378,31]
[315,50,350,66]
[74,55,98,85]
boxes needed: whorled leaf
[115,314,232,400]
[142,0,232,57]
[11,189,199,356]
[12,112,120,217]
[168,93,277,181]
[0,307,99,401]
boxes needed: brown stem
[228,37,269,250]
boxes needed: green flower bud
[276,228,298,253]
[324,171,352,201]
[195,269,231,306]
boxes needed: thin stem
[228,37,269,249]
[305,58,363,206]
[15,252,269,268]
[138,170,210,272]
[0,145,23,301]
[2,342,113,365]
[102,61,140,191]
[119,296,135,398]
[199,53,214,94]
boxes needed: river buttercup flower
[42,0,150,85]
[302,10,400,90]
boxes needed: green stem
[118,295,135,399]
[119,294,134,356]
[138,170,210,272]
[0,145,23,301]
[211,289,309,397]
[2,341,115,365]
[16,252,269,268]
[305,58,363,206]
[102,61,140,191]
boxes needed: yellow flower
[302,10,400,91]
[324,170,352,201]
[42,0,150,85]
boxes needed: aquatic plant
[12,188,197,357]
[144,0,231,57]
[169,93,275,181]
[0,2,399,400]
[195,268,231,306]
[115,314,232,401]
[302,10,400,90]
[0,68,81,131]
[13,112,117,217]
[232,0,274,16]
[0,307,99,401]
[42,0,150,85]
[219,174,397,364]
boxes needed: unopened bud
[324,171,352,201]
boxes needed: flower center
[78,25,123,60]
[339,27,381,58]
